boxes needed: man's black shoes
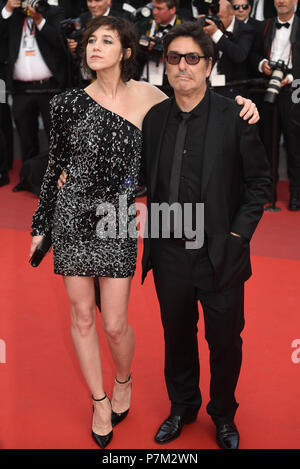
[289,195,300,211]
[154,412,198,444]
[12,182,26,192]
[0,172,9,187]
[216,421,239,449]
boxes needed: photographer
[202,0,255,98]
[0,0,67,192]
[250,0,300,210]
[64,0,135,87]
[136,0,184,91]
[0,4,13,188]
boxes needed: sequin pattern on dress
[31,89,142,277]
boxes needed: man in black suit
[250,0,300,210]
[202,0,255,98]
[141,21,271,449]
[0,0,67,192]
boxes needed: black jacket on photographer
[0,4,67,90]
[0,3,68,192]
[209,16,254,98]
[250,14,300,206]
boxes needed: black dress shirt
[156,87,210,217]
[155,87,214,288]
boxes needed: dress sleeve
[31,94,69,236]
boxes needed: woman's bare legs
[63,275,134,434]
[63,276,111,436]
[99,277,134,414]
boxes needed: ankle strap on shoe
[91,393,107,402]
[115,375,131,385]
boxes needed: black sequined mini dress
[31,89,142,277]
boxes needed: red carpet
[0,162,300,449]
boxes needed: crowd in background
[0,0,299,209]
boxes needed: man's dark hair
[155,0,180,9]
[163,21,214,64]
[81,16,137,82]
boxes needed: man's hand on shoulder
[235,95,259,124]
[57,170,67,190]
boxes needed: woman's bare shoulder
[129,80,168,106]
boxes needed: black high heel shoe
[91,393,113,449]
[111,375,132,427]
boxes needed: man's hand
[67,39,79,54]
[57,170,67,189]
[5,0,21,13]
[261,59,272,76]
[235,95,259,124]
[230,232,241,238]
[281,76,291,87]
[200,17,219,36]
[27,5,44,26]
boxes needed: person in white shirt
[137,0,183,89]
[0,0,67,192]
[250,0,300,210]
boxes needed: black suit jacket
[0,5,67,90]
[214,18,255,82]
[141,91,271,290]
[250,15,300,80]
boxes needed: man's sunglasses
[166,52,207,65]
[233,4,250,10]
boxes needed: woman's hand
[29,235,44,259]
[235,96,259,124]
[57,170,67,190]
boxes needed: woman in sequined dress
[29,16,167,449]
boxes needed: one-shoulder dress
[31,88,142,278]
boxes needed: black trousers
[12,78,58,175]
[0,102,13,173]
[151,238,245,424]
[260,86,300,196]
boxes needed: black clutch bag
[29,232,52,267]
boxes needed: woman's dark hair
[81,16,137,82]
[163,21,214,65]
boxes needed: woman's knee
[70,304,96,336]
[102,318,129,344]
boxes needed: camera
[60,17,84,44]
[264,60,288,104]
[199,14,223,29]
[19,0,49,15]
[195,0,225,32]
[139,34,163,54]
[121,1,152,20]
[194,0,220,15]
[135,6,152,20]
